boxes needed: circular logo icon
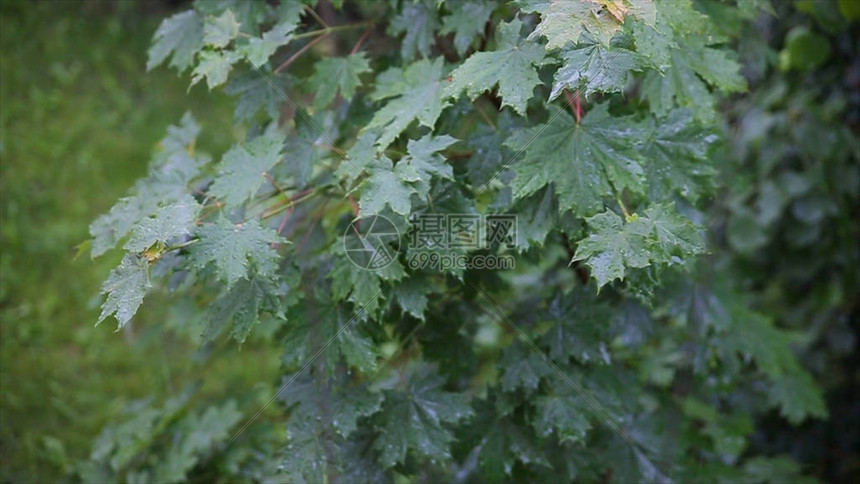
[343,214,401,270]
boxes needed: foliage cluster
[80,0,857,482]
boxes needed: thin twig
[564,89,583,123]
[304,4,329,29]
[350,25,373,55]
[291,21,375,41]
[263,171,288,199]
[274,34,328,74]
[474,101,497,130]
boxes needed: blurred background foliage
[0,0,858,482]
[0,1,280,481]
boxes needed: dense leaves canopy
[85,0,859,482]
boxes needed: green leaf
[189,217,284,287]
[642,203,705,259]
[329,256,384,314]
[203,9,241,48]
[373,364,473,467]
[97,255,149,328]
[574,205,704,287]
[90,114,205,256]
[90,392,192,471]
[532,393,592,444]
[549,38,641,99]
[511,186,558,251]
[521,0,655,49]
[642,39,745,121]
[391,279,432,321]
[356,134,455,217]
[539,290,613,364]
[154,401,242,482]
[242,21,297,67]
[505,105,644,217]
[224,70,288,123]
[768,371,828,425]
[358,156,419,216]
[445,18,547,115]
[281,110,336,188]
[339,326,380,374]
[387,1,440,60]
[639,109,717,201]
[335,132,380,184]
[630,19,672,71]
[402,133,457,181]
[779,26,831,72]
[573,210,653,287]
[190,50,240,89]
[124,195,201,252]
[742,456,819,484]
[440,0,494,55]
[278,373,383,481]
[209,131,286,207]
[364,58,447,148]
[308,53,371,109]
[147,10,205,72]
[203,276,280,343]
[463,111,521,186]
[477,416,549,481]
[499,344,553,393]
[194,0,271,35]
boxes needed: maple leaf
[499,344,553,393]
[463,111,522,186]
[155,402,242,481]
[224,70,288,123]
[309,53,371,109]
[147,10,204,72]
[440,0,494,55]
[358,156,419,216]
[521,0,655,49]
[510,186,558,251]
[573,210,654,287]
[277,373,383,481]
[391,274,433,320]
[208,131,286,207]
[202,9,240,49]
[373,364,473,467]
[642,39,746,121]
[505,104,644,217]
[364,58,447,148]
[335,131,380,184]
[124,195,201,253]
[445,19,548,115]
[549,37,642,99]
[190,49,240,89]
[641,203,706,259]
[387,0,440,60]
[98,254,150,328]
[242,21,297,67]
[189,217,284,287]
[477,416,550,481]
[639,109,717,201]
[357,134,456,217]
[768,371,828,424]
[532,393,593,443]
[573,204,705,287]
[90,114,205,257]
[402,134,457,181]
[203,276,281,343]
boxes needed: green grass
[0,2,278,480]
